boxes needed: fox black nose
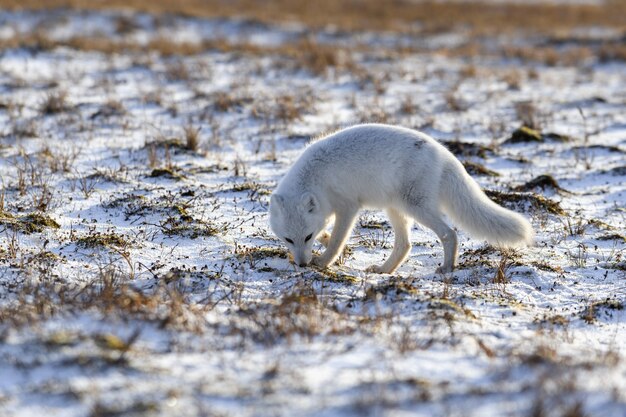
[299,262,307,267]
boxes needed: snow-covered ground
[0,8,624,417]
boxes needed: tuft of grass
[165,60,191,81]
[212,91,252,112]
[40,91,70,115]
[493,251,515,285]
[581,299,624,324]
[90,99,125,119]
[252,93,315,123]
[183,124,201,152]
[289,37,355,75]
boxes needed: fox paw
[435,265,454,274]
[365,264,389,274]
[311,256,329,269]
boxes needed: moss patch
[536,314,569,327]
[172,205,193,222]
[484,189,565,215]
[505,126,542,144]
[507,128,588,144]
[428,297,476,318]
[463,161,500,177]
[531,261,562,273]
[542,132,572,142]
[597,233,625,242]
[76,232,129,249]
[238,247,289,261]
[443,140,494,158]
[149,168,185,181]
[229,181,272,195]
[574,144,624,154]
[365,279,419,297]
[0,211,60,234]
[311,269,359,284]
[513,174,567,193]
[30,251,61,262]
[359,219,388,229]
[161,219,221,239]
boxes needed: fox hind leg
[407,208,458,273]
[366,208,411,274]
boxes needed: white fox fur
[270,124,533,273]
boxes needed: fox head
[269,192,326,267]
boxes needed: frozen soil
[0,8,624,417]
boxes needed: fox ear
[270,194,285,212]
[300,192,318,213]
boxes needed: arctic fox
[269,124,533,273]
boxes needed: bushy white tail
[439,159,534,247]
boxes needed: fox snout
[292,249,312,268]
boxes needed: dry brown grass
[503,45,596,66]
[1,23,623,72]
[1,0,624,35]
[40,90,70,115]
[183,124,201,152]
[0,34,361,74]
[0,267,206,331]
[252,92,316,123]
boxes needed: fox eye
[285,238,294,244]
[305,233,313,242]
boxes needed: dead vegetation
[76,231,130,250]
[3,0,624,35]
[0,267,206,332]
[444,140,495,159]
[0,211,60,234]
[463,161,500,177]
[252,92,316,123]
[484,189,565,216]
[581,298,624,324]
[40,90,71,115]
[514,175,568,194]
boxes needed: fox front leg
[311,209,357,269]
[365,208,411,274]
